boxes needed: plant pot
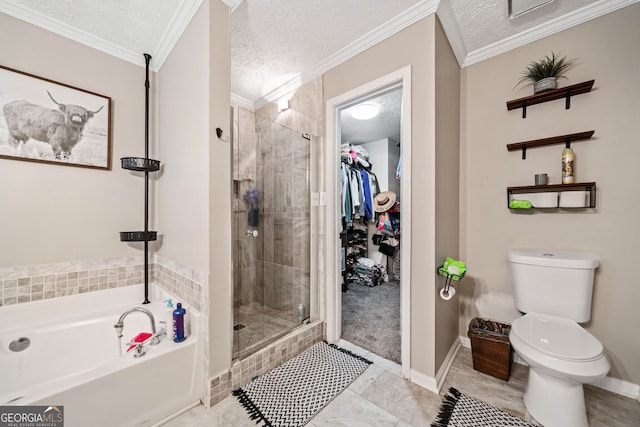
[534,77,557,94]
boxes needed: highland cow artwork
[0,65,111,169]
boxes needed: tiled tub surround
[0,257,155,306]
[0,255,206,311]
[0,256,213,411]
[0,285,202,427]
[210,321,324,406]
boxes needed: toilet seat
[511,313,603,361]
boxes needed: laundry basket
[467,318,512,381]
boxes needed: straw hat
[373,191,396,212]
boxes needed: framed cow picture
[0,64,111,170]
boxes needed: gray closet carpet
[341,280,401,363]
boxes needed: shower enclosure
[232,107,315,360]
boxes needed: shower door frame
[324,66,412,378]
[232,108,315,361]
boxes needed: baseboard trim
[592,376,640,400]
[410,368,438,394]
[435,338,461,391]
[459,335,640,400]
[411,337,461,394]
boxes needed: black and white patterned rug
[233,341,372,427]
[432,387,537,427]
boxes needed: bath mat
[432,387,537,427]
[233,341,372,427]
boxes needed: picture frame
[0,64,112,170]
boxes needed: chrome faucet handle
[125,341,146,358]
[150,322,167,346]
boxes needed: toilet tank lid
[508,250,600,269]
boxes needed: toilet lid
[512,313,603,361]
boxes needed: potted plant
[518,52,577,94]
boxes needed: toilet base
[524,368,588,427]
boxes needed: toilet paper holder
[437,264,466,300]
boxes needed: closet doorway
[325,66,411,376]
[340,87,402,363]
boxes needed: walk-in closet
[339,86,402,363]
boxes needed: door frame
[324,65,412,378]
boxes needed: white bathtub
[0,285,202,427]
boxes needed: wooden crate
[468,318,512,381]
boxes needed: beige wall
[461,4,640,384]
[158,0,232,379]
[0,13,147,267]
[324,15,445,379]
[157,3,210,274]
[207,0,233,378]
[433,17,461,370]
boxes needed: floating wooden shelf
[507,130,594,159]
[507,182,596,209]
[506,80,594,118]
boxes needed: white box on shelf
[559,191,588,208]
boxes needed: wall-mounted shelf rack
[507,130,594,159]
[507,182,596,209]
[506,80,594,118]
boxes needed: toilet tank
[508,250,600,323]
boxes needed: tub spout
[114,307,160,345]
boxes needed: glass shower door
[233,107,312,360]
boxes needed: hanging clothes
[360,169,373,220]
[340,160,379,222]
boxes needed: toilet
[508,250,609,427]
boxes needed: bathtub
[0,285,202,427]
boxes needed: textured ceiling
[341,88,403,145]
[230,0,422,102]
[450,0,597,53]
[1,0,634,142]
[6,0,176,48]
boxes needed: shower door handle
[245,229,258,238]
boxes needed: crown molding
[462,0,639,67]
[231,93,255,111]
[223,0,245,13]
[435,0,467,67]
[152,0,203,71]
[0,0,204,72]
[0,0,145,67]
[256,0,439,108]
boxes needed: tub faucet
[114,307,162,346]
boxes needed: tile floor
[163,340,640,427]
[233,301,297,360]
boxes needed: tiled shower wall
[233,106,259,307]
[254,114,311,320]
[232,76,322,320]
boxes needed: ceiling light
[508,0,554,19]
[350,103,379,120]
